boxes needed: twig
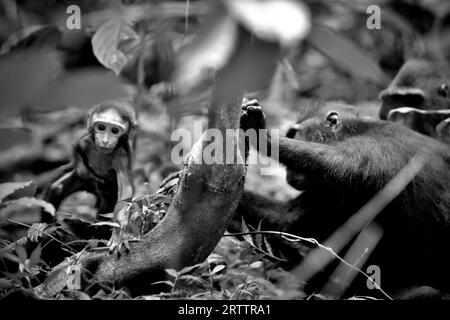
[225,230,393,300]
[4,219,77,255]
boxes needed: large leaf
[92,18,141,75]
[38,69,128,109]
[165,268,179,279]
[38,263,69,297]
[0,181,36,203]
[0,198,55,218]
[28,244,42,268]
[0,128,34,152]
[0,49,62,115]
[225,0,311,46]
[307,25,388,85]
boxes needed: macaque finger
[241,99,259,110]
[159,171,181,188]
[157,178,179,195]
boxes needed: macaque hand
[150,82,178,101]
[76,165,105,184]
[157,170,181,195]
[108,201,136,257]
[240,98,266,132]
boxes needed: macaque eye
[97,124,106,131]
[111,127,120,135]
[325,111,340,127]
[438,84,448,98]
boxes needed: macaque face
[91,108,129,152]
[379,59,450,120]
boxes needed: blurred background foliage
[0,0,449,299]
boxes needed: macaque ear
[128,121,139,136]
[324,111,340,129]
[86,111,95,129]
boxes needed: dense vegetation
[0,0,449,300]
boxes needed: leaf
[91,221,120,228]
[237,289,252,296]
[241,217,254,246]
[0,128,35,153]
[210,265,226,275]
[0,181,36,203]
[226,0,311,45]
[0,49,62,115]
[15,245,27,261]
[96,212,114,219]
[1,198,55,216]
[92,18,141,75]
[307,25,388,85]
[66,264,81,290]
[39,266,68,297]
[178,275,210,286]
[179,262,204,275]
[248,277,274,290]
[263,236,274,256]
[38,69,128,109]
[248,261,263,269]
[151,280,174,288]
[28,244,41,268]
[165,268,179,279]
[255,220,263,248]
[62,290,91,300]
[0,278,13,289]
[207,253,226,265]
[0,252,22,264]
[114,200,132,214]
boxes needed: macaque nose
[102,140,109,146]
[285,124,301,139]
[379,91,425,120]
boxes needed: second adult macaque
[379,58,450,141]
[31,100,138,253]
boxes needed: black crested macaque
[234,100,450,298]
[30,100,138,253]
[379,59,450,141]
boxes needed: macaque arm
[273,136,389,186]
[73,138,104,183]
[109,149,135,254]
[231,191,294,232]
[112,149,134,201]
[240,101,385,184]
[44,169,90,217]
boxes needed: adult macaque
[231,100,450,298]
[379,59,450,141]
[30,100,138,253]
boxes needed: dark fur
[42,101,136,222]
[379,59,450,120]
[234,101,450,297]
